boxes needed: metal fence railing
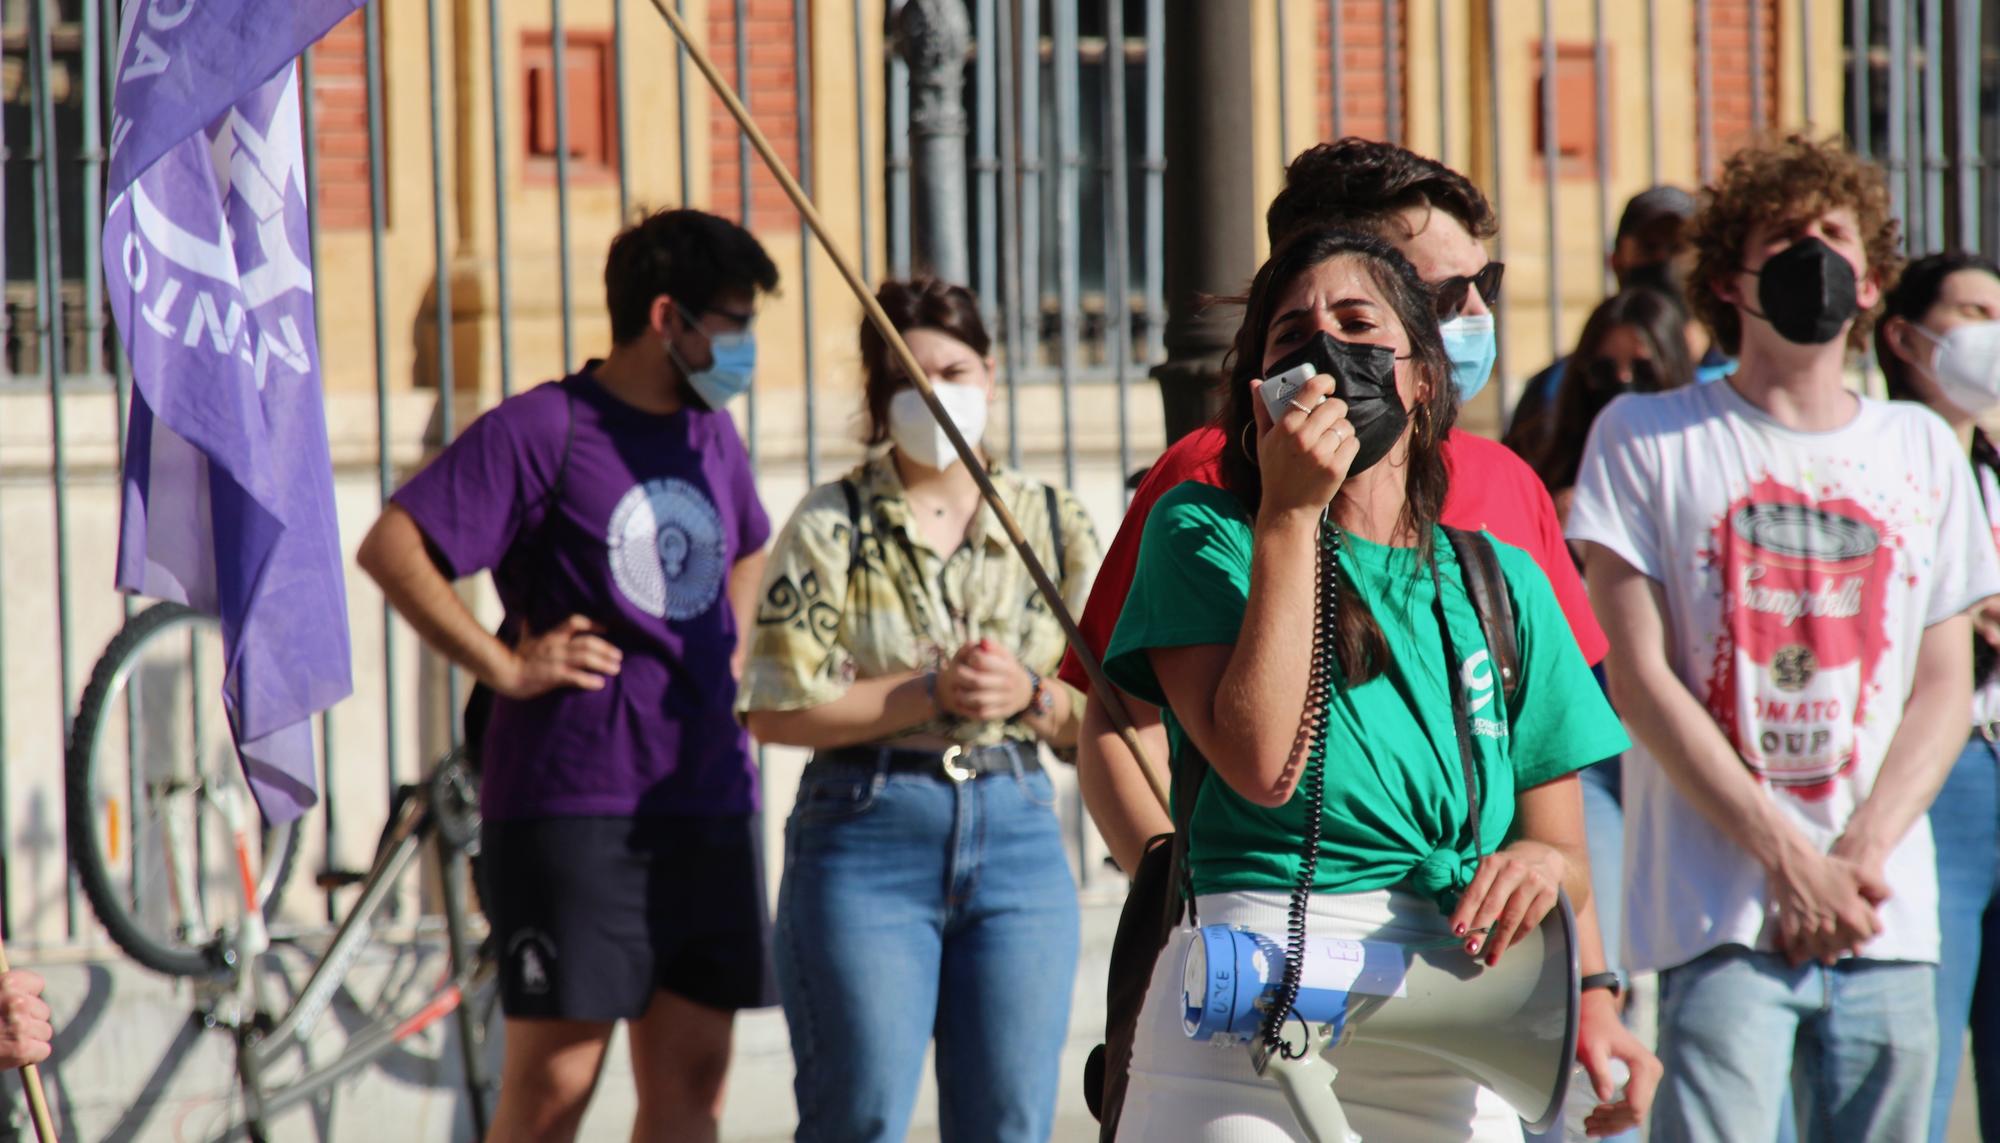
[0,0,1993,950]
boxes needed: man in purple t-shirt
[358,208,778,1142]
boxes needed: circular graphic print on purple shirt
[606,477,728,620]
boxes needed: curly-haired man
[1570,134,2000,1141]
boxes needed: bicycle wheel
[66,602,301,977]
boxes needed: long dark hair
[1530,288,1693,495]
[1218,226,1457,685]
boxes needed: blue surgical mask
[1439,313,1498,402]
[670,307,757,409]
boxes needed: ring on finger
[1288,397,1314,416]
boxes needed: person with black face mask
[1103,227,1644,1141]
[1506,186,1734,446]
[1569,135,2000,1142]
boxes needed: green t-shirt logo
[1462,649,1508,740]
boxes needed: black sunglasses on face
[1433,262,1505,321]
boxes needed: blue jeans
[774,755,1080,1143]
[1929,734,2000,1143]
[1653,947,1937,1143]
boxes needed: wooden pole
[646,0,1171,813]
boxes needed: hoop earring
[1240,421,1259,464]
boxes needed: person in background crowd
[0,970,52,1070]
[1874,250,2000,1143]
[1506,185,1734,451]
[1062,136,1653,1137]
[1107,224,1642,1141]
[739,278,1098,1143]
[359,209,780,1143]
[1570,135,2000,1143]
[1528,288,1695,530]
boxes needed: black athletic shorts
[478,814,777,1021]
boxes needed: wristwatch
[1020,667,1056,720]
[1580,971,1623,999]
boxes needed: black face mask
[1261,331,1410,477]
[1748,237,1859,345]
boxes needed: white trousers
[1115,887,1527,1143]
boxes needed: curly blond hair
[1687,134,1904,355]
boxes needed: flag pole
[644,0,1169,813]
[0,938,56,1143]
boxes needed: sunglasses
[1433,262,1505,322]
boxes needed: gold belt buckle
[940,745,976,783]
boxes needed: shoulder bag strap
[1044,484,1067,579]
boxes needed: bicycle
[64,601,498,1141]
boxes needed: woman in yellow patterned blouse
[739,277,1099,1143]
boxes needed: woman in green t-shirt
[1104,227,1634,1141]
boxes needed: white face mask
[1914,319,2000,415]
[888,380,989,471]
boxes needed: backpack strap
[1443,526,1520,705]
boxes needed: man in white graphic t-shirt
[1569,135,2000,1143]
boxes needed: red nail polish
[1454,923,1467,936]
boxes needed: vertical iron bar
[366,0,401,792]
[1435,0,1449,162]
[1019,0,1042,384]
[1143,0,1164,365]
[736,1,756,463]
[1054,0,1079,492]
[890,3,913,277]
[1953,0,1980,251]
[1749,0,1765,131]
[1275,0,1290,165]
[796,0,819,485]
[1328,0,1344,139]
[998,0,1023,466]
[1921,0,1944,250]
[857,0,877,284]
[1645,0,1661,185]
[676,0,692,202]
[614,0,632,221]
[1594,0,1611,295]
[1105,0,1132,496]
[1850,0,1871,158]
[976,0,998,320]
[1888,0,1908,234]
[1697,0,1715,183]
[31,0,79,934]
[489,0,516,398]
[81,0,105,382]
[552,0,577,371]
[1384,0,1402,145]
[1800,0,1815,131]
[1540,0,1561,372]
[429,0,463,744]
[1485,0,1508,401]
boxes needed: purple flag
[103,0,363,822]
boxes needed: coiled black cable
[1257,512,1340,1061]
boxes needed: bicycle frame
[208,774,494,1139]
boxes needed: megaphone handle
[1261,1050,1361,1143]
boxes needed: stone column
[1153,3,1260,444]
[894,0,972,285]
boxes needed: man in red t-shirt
[1064,141,1608,869]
